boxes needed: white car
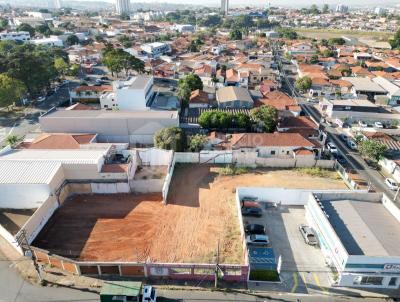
[246,234,269,246]
[326,142,338,154]
[385,178,399,191]
[142,285,157,302]
[358,120,368,128]
[374,122,384,128]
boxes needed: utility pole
[394,186,400,201]
[15,229,43,283]
[214,239,220,288]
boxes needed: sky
[79,0,399,8]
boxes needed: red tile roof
[18,133,96,149]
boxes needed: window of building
[354,276,383,286]
[104,105,108,108]
[271,150,276,155]
[389,277,398,286]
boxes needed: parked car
[241,196,258,202]
[299,224,318,246]
[326,142,338,154]
[242,207,262,217]
[339,133,348,142]
[358,120,367,128]
[245,224,266,235]
[385,178,399,191]
[142,285,157,302]
[332,153,346,165]
[246,234,269,246]
[100,76,110,81]
[374,122,384,128]
[347,140,357,150]
[37,96,46,102]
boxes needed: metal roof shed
[100,281,142,302]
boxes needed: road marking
[291,272,298,293]
[301,272,308,291]
[313,272,329,293]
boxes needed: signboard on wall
[150,267,169,276]
[384,264,400,271]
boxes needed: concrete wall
[162,154,176,204]
[174,152,199,163]
[382,193,400,223]
[18,195,59,244]
[91,182,130,194]
[0,224,22,254]
[130,179,164,193]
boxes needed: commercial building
[171,24,195,33]
[100,76,154,111]
[0,31,30,42]
[372,76,400,106]
[31,36,63,47]
[236,188,400,289]
[115,0,130,15]
[141,42,171,58]
[342,77,387,100]
[39,108,179,144]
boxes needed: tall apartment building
[335,4,349,13]
[221,0,229,15]
[115,0,130,15]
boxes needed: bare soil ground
[33,165,346,264]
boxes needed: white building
[221,0,229,15]
[141,42,171,58]
[115,0,130,15]
[0,31,30,42]
[374,7,387,15]
[171,24,195,33]
[27,11,52,20]
[335,4,349,13]
[100,75,154,111]
[31,36,63,47]
[236,188,400,289]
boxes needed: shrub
[219,165,249,176]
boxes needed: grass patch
[249,269,280,282]
[219,165,249,176]
[295,167,336,178]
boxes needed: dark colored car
[245,224,266,235]
[242,207,262,217]
[100,76,110,80]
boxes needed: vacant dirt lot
[33,165,346,264]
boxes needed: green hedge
[249,269,280,282]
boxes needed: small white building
[171,24,195,33]
[31,36,63,47]
[141,42,171,58]
[100,75,154,111]
[0,31,30,42]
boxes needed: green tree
[66,34,79,46]
[276,28,298,40]
[154,127,186,151]
[390,28,400,49]
[295,76,312,92]
[54,57,68,78]
[198,111,213,128]
[16,23,35,37]
[322,4,329,13]
[35,23,53,36]
[328,37,346,46]
[358,140,388,162]
[177,82,192,107]
[5,135,21,146]
[0,74,27,109]
[0,18,8,31]
[310,4,320,14]
[250,105,278,132]
[233,112,251,129]
[188,134,208,151]
[229,28,242,40]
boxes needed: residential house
[286,42,316,56]
[342,77,387,101]
[372,76,400,106]
[225,69,249,87]
[71,85,112,102]
[277,116,320,139]
[188,89,212,108]
[216,86,253,109]
[256,91,301,117]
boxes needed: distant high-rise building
[115,0,130,15]
[54,0,62,9]
[221,0,229,16]
[335,4,349,13]
[374,7,387,15]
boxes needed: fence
[32,247,248,283]
[334,161,368,190]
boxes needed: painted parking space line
[301,272,309,292]
[313,272,329,294]
[291,272,298,293]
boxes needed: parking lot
[245,205,332,294]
